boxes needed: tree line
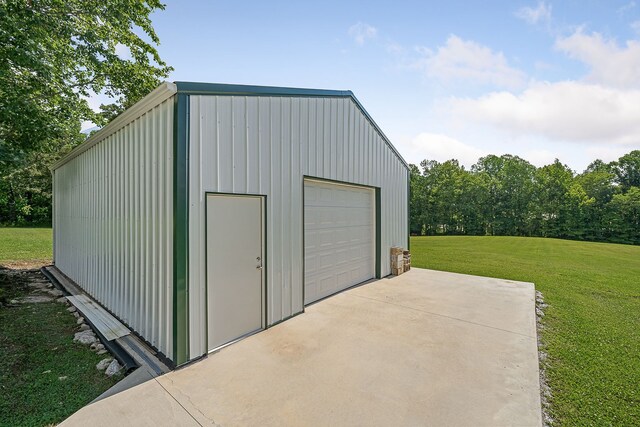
[410,151,640,245]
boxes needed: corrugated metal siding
[53,98,174,359]
[188,95,408,358]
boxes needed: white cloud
[523,149,559,167]
[585,145,631,163]
[534,60,553,70]
[416,35,526,89]
[515,1,552,25]
[348,22,377,45]
[449,81,640,145]
[632,20,640,35]
[618,1,636,15]
[555,30,640,89]
[385,42,404,55]
[402,133,487,167]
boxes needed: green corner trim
[375,188,382,279]
[173,93,189,365]
[407,169,411,251]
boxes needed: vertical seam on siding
[245,96,250,191]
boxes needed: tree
[607,187,640,244]
[0,0,172,224]
[457,171,489,235]
[413,159,487,236]
[576,166,615,241]
[409,164,425,235]
[418,160,439,235]
[611,150,640,191]
[584,159,612,174]
[436,160,470,234]
[565,182,593,240]
[534,160,575,238]
[418,159,469,235]
[472,155,537,236]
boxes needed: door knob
[256,265,263,270]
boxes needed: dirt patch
[1,259,51,269]
[0,264,56,305]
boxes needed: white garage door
[304,179,375,305]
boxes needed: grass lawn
[0,227,118,426]
[0,227,52,264]
[0,283,119,426]
[411,236,640,426]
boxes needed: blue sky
[89,0,640,172]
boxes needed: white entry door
[304,179,375,305]
[206,194,264,351]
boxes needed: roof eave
[51,82,178,171]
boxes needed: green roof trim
[174,81,409,170]
[175,81,352,98]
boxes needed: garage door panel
[304,179,375,305]
[350,267,364,283]
[319,251,335,269]
[334,231,349,246]
[337,271,349,287]
[335,247,349,262]
[305,256,318,274]
[351,226,371,242]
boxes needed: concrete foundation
[62,268,542,426]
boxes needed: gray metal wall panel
[53,98,174,359]
[188,95,408,359]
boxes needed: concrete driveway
[62,268,542,426]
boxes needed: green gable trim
[173,93,190,365]
[175,81,352,98]
[174,82,409,170]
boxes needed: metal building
[52,82,409,366]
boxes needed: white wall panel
[53,97,174,359]
[188,95,408,358]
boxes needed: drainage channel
[41,265,171,401]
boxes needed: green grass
[0,227,52,264]
[0,228,117,425]
[411,236,640,426]
[0,296,119,426]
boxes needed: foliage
[0,0,172,225]
[474,154,537,236]
[410,236,640,426]
[611,150,640,191]
[410,150,640,245]
[607,187,640,244]
[0,150,66,226]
